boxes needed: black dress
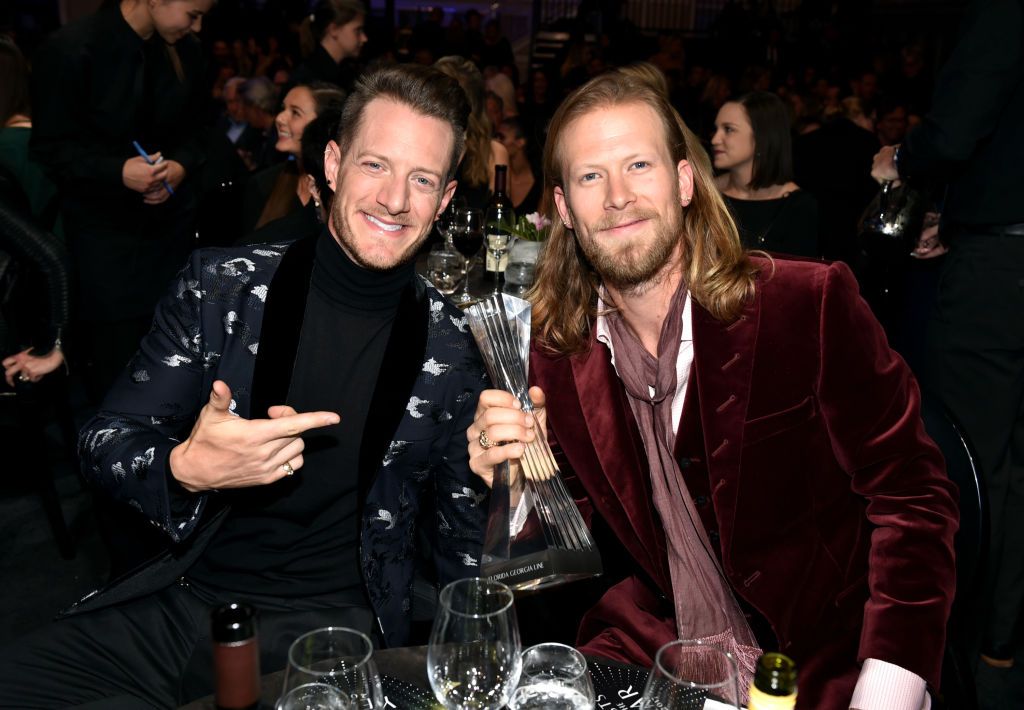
[723,189,819,258]
[512,175,542,216]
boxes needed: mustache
[590,208,660,233]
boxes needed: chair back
[921,392,986,710]
[920,393,987,608]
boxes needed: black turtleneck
[189,231,413,606]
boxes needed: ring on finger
[478,429,494,450]
[281,462,295,476]
[17,374,29,382]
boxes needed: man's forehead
[560,102,669,162]
[350,98,453,168]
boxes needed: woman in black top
[496,116,542,215]
[241,106,342,246]
[291,0,368,93]
[240,82,346,237]
[30,0,212,400]
[0,176,70,387]
[712,91,819,258]
[434,56,508,212]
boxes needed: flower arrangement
[512,212,551,241]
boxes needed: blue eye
[581,173,598,182]
[632,161,650,169]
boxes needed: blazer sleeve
[78,250,210,543]
[900,0,1023,178]
[432,354,490,586]
[816,261,958,687]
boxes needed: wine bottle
[211,602,262,710]
[748,652,797,710]
[484,164,516,291]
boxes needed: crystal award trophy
[466,293,603,591]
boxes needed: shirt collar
[595,287,693,368]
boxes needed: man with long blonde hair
[468,66,958,710]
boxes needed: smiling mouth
[363,213,405,233]
[600,218,647,234]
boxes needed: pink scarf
[604,282,760,693]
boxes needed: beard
[329,198,426,272]
[575,203,684,292]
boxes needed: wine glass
[436,195,466,246]
[277,682,353,710]
[282,627,383,710]
[640,640,739,709]
[508,643,594,710]
[427,577,522,710]
[451,208,484,304]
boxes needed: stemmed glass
[281,627,383,710]
[450,208,485,304]
[484,227,512,295]
[436,198,460,244]
[508,643,594,709]
[427,577,522,709]
[640,640,740,709]
[276,682,353,710]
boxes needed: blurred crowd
[0,0,959,574]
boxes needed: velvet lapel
[569,341,668,586]
[356,277,428,500]
[690,289,761,560]
[250,235,317,418]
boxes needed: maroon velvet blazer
[530,257,958,710]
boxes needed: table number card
[589,658,650,709]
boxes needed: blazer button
[694,495,709,508]
[678,457,692,469]
[709,530,720,543]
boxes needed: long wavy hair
[532,65,758,354]
[434,56,493,189]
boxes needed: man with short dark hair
[470,68,958,710]
[0,63,488,707]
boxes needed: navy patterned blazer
[75,234,490,647]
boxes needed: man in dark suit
[0,64,488,707]
[872,0,1024,681]
[470,68,958,709]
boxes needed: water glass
[508,643,594,710]
[427,577,522,710]
[282,627,383,710]
[640,640,739,709]
[277,682,352,710]
[427,247,467,295]
[503,260,536,296]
